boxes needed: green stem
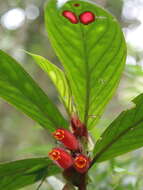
[36,175,46,190]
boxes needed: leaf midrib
[79,24,90,125]
[74,5,110,124]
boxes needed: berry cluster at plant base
[48,115,90,175]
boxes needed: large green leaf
[0,50,68,132]
[0,158,60,190]
[45,0,127,129]
[92,93,143,163]
[28,53,74,116]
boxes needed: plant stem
[78,184,87,190]
[36,175,46,190]
[78,174,87,190]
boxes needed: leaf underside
[29,53,75,116]
[0,158,60,190]
[45,0,127,129]
[93,93,143,163]
[0,50,68,132]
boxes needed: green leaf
[92,93,143,163]
[28,53,75,116]
[0,158,60,190]
[0,50,68,132]
[45,0,127,129]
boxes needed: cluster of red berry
[48,115,90,174]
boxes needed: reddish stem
[78,173,87,190]
[78,184,87,190]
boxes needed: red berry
[62,10,78,24]
[79,11,95,25]
[53,129,79,150]
[73,154,90,173]
[48,148,73,169]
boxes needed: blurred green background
[1,0,143,189]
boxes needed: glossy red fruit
[62,10,78,24]
[71,115,87,137]
[73,154,90,173]
[79,11,95,25]
[53,129,79,150]
[48,148,73,169]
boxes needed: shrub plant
[1,0,142,190]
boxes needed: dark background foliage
[0,0,143,189]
